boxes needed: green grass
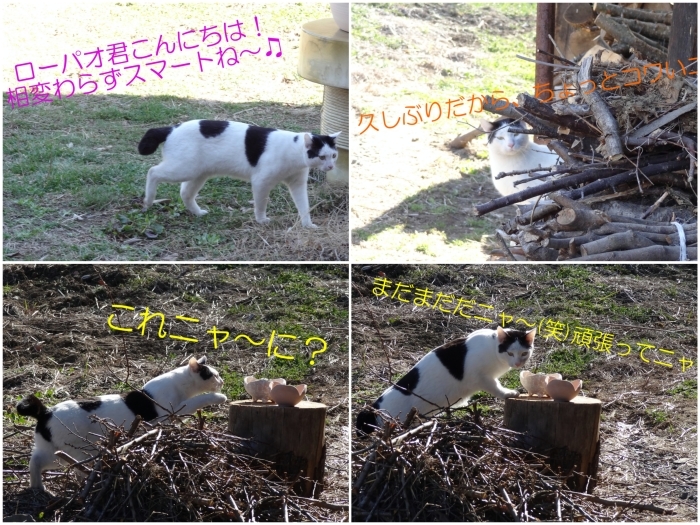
[501,369,522,389]
[416,243,436,257]
[352,3,537,104]
[351,4,404,54]
[114,381,132,393]
[220,366,247,401]
[266,356,314,384]
[111,265,348,363]
[33,388,58,401]
[535,348,597,378]
[4,96,329,260]
[666,379,698,399]
[645,408,670,426]
[4,410,30,426]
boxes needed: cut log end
[504,395,602,493]
[228,400,327,498]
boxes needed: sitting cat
[16,356,227,490]
[356,327,535,433]
[138,119,341,228]
[481,118,559,198]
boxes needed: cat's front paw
[212,393,228,404]
[193,209,209,217]
[256,217,271,225]
[503,389,520,398]
[303,222,319,229]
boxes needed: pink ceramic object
[545,378,582,401]
[270,384,307,407]
[270,378,287,389]
[244,376,287,402]
[520,371,562,396]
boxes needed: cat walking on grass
[138,120,340,228]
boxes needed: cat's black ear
[197,356,207,365]
[525,329,537,346]
[303,133,313,149]
[496,325,509,343]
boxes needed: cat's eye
[333,153,337,158]
[320,155,326,160]
[508,352,513,356]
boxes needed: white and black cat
[356,327,535,433]
[16,356,227,490]
[481,118,559,198]
[138,119,340,228]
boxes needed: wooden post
[504,395,601,493]
[228,400,327,498]
[535,3,555,146]
[667,3,697,76]
[536,4,556,90]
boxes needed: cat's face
[304,132,341,172]
[188,357,224,393]
[485,118,530,156]
[497,327,535,368]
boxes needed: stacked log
[471,4,697,261]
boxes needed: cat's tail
[138,127,174,155]
[16,394,50,419]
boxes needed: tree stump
[504,395,602,492]
[228,400,327,497]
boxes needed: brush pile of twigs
[472,35,697,261]
[352,417,674,522]
[5,418,347,522]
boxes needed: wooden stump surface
[228,400,327,498]
[504,394,602,492]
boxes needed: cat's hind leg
[143,165,164,211]
[251,177,275,225]
[144,162,191,212]
[180,176,210,216]
[284,169,318,228]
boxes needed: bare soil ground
[351,4,539,261]
[352,264,697,521]
[3,264,349,521]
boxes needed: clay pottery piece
[545,378,583,401]
[244,376,273,402]
[520,371,562,396]
[270,378,287,389]
[330,3,349,32]
[270,384,307,407]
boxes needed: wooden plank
[667,3,697,75]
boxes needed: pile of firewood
[470,5,697,261]
[353,417,674,521]
[5,418,348,522]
